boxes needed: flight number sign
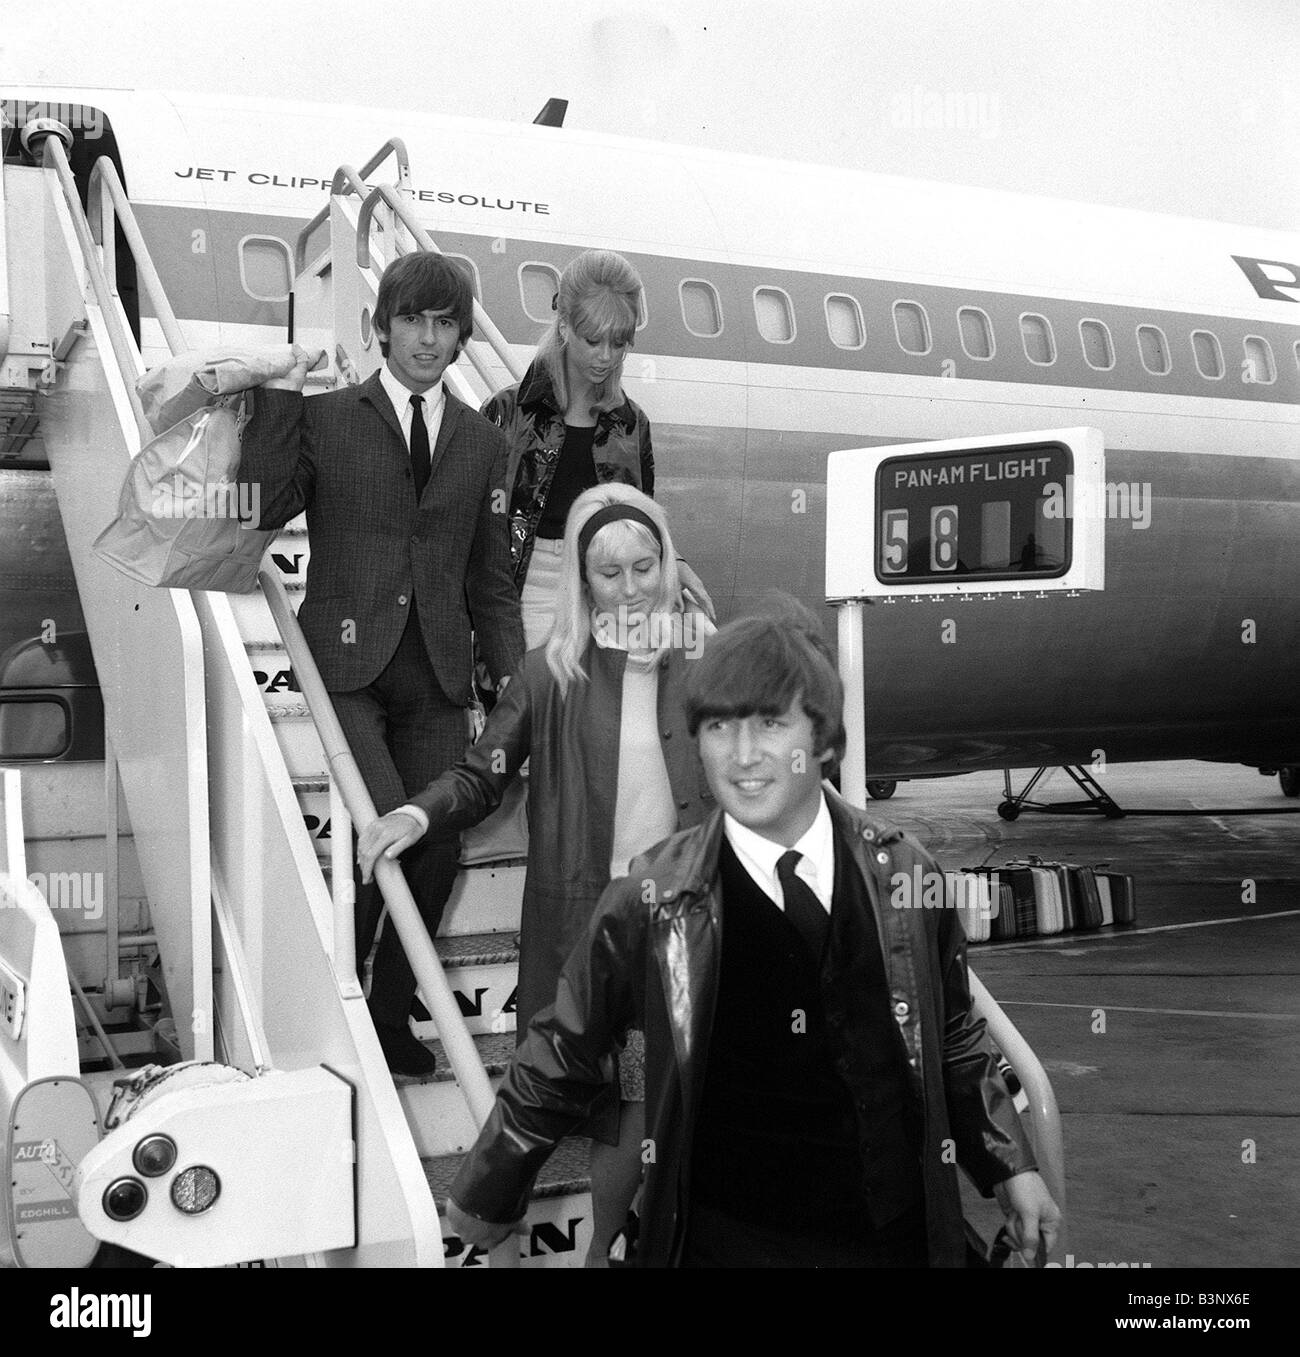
[826,427,1104,599]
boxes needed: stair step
[396,1030,515,1155]
[429,1138,593,1269]
[414,930,518,1037]
[424,1135,590,1205]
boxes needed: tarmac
[883,759,1299,1271]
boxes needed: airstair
[0,120,591,1268]
[1,118,1065,1269]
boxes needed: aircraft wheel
[866,779,897,800]
[997,800,1021,821]
[1280,767,1300,798]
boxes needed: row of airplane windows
[240,235,1293,386]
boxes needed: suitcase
[961,868,1019,940]
[1002,859,1066,936]
[946,871,994,943]
[1064,864,1105,929]
[1030,865,1065,935]
[1095,869,1137,925]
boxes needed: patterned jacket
[481,362,654,589]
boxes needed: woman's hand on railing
[445,1197,521,1251]
[992,1169,1061,1265]
[263,344,328,393]
[357,811,425,883]
[677,560,717,622]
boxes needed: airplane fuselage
[5,87,1298,775]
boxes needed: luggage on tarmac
[1095,869,1137,925]
[954,856,1135,943]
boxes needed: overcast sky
[5,0,1297,230]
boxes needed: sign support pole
[836,601,868,809]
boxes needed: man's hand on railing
[357,811,425,883]
[992,1169,1061,1265]
[445,1197,522,1251]
[263,344,328,392]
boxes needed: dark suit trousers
[332,613,468,1027]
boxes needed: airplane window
[238,235,293,302]
[1137,324,1171,375]
[957,307,994,360]
[443,253,481,301]
[680,280,723,338]
[1079,319,1114,370]
[0,698,70,760]
[754,287,796,344]
[893,301,931,355]
[1243,336,1276,384]
[1020,313,1056,365]
[825,294,864,349]
[519,262,561,323]
[1191,330,1224,380]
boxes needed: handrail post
[329,776,361,996]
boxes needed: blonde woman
[483,248,714,646]
[358,484,714,1263]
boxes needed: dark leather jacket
[450,790,1037,1267]
[481,363,654,589]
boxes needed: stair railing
[44,128,517,1264]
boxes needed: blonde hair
[546,484,683,695]
[534,250,643,416]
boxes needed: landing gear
[866,779,897,800]
[1281,767,1300,798]
[997,766,1126,818]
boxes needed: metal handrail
[86,157,187,356]
[355,182,525,388]
[39,135,154,444]
[41,134,516,1263]
[294,137,412,274]
[967,969,1068,1257]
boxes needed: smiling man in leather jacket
[446,597,1060,1266]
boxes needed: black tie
[776,850,831,962]
[409,393,431,501]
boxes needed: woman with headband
[358,483,714,1264]
[482,248,714,647]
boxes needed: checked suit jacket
[238,370,523,701]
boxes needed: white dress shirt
[379,365,446,459]
[723,793,835,914]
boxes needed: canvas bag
[93,347,301,593]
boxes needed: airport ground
[887,760,1299,1271]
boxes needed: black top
[536,424,598,539]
